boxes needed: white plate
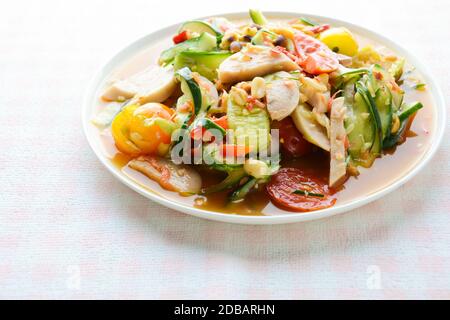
[83,12,446,225]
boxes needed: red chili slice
[172,31,189,44]
[294,32,339,75]
[267,168,336,212]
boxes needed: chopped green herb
[293,189,325,198]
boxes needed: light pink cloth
[1,0,449,299]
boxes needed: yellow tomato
[112,103,176,156]
[318,27,359,57]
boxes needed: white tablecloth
[1,0,449,299]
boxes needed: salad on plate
[92,10,427,214]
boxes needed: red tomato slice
[266,168,336,212]
[294,32,339,75]
[272,118,313,157]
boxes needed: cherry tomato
[294,32,339,75]
[266,168,336,212]
[272,118,313,157]
[172,31,189,44]
[112,103,175,156]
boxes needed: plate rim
[82,11,447,225]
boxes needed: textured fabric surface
[1,0,449,299]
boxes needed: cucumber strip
[171,112,193,157]
[178,20,221,36]
[369,64,404,111]
[174,51,232,81]
[335,68,369,89]
[346,90,375,161]
[229,177,257,202]
[383,120,408,149]
[388,57,405,81]
[159,32,217,65]
[389,58,405,81]
[398,102,423,122]
[249,9,268,25]
[176,67,202,115]
[251,29,277,45]
[202,168,247,194]
[192,117,226,136]
[356,81,382,155]
[374,85,393,140]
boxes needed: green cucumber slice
[178,20,221,37]
[175,67,202,115]
[192,117,226,136]
[174,51,232,81]
[374,85,393,140]
[251,29,277,45]
[202,167,247,194]
[227,95,270,153]
[398,101,423,122]
[346,90,376,163]
[388,57,405,81]
[356,82,382,156]
[249,9,268,25]
[159,32,217,65]
[383,120,407,149]
[229,177,257,202]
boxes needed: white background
[1,0,449,299]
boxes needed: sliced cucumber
[174,51,232,81]
[374,85,393,140]
[159,32,217,65]
[229,177,257,202]
[367,64,390,96]
[171,111,193,157]
[192,117,226,136]
[356,82,382,156]
[334,67,368,89]
[346,91,375,161]
[388,57,405,81]
[383,120,407,149]
[175,67,202,115]
[178,20,221,37]
[382,101,423,149]
[369,64,404,111]
[249,9,268,25]
[398,101,423,122]
[202,167,247,194]
[227,94,270,152]
[251,29,277,45]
